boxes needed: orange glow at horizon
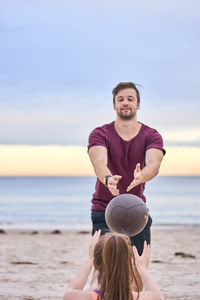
[0,145,199,176]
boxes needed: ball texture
[105,193,149,236]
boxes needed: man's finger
[135,163,141,172]
[108,176,121,185]
[110,190,119,196]
[110,187,119,193]
[126,181,136,191]
[113,175,122,180]
[108,185,119,195]
[109,186,119,192]
[108,181,117,186]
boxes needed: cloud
[0,85,199,146]
[1,0,199,92]
[0,1,199,147]
[0,90,115,145]
[162,128,200,147]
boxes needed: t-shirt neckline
[112,121,144,142]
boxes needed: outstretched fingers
[89,230,101,258]
[132,245,140,261]
[107,175,122,196]
[126,180,136,192]
[143,240,150,255]
[126,163,142,191]
[132,241,150,269]
[135,163,141,173]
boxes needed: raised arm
[88,146,122,196]
[63,231,101,300]
[88,146,110,184]
[132,241,165,300]
[127,148,164,192]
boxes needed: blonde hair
[93,233,140,300]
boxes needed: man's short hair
[112,82,140,103]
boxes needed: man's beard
[117,110,135,120]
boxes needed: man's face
[113,88,140,120]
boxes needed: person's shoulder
[141,123,163,139]
[88,122,114,148]
[63,289,93,300]
[141,123,160,135]
[95,121,114,131]
[90,122,114,136]
[133,290,164,300]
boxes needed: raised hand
[126,163,143,192]
[132,240,150,270]
[107,175,122,196]
[89,229,101,259]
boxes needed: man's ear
[137,102,140,110]
[113,102,116,111]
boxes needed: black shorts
[91,210,152,256]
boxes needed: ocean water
[0,176,199,230]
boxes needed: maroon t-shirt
[88,121,165,211]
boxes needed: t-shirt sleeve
[145,129,166,155]
[88,127,108,151]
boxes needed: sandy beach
[0,225,200,300]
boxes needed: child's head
[93,232,141,300]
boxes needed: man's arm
[88,146,122,196]
[126,148,164,192]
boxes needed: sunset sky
[1,1,199,176]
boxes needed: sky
[0,0,200,175]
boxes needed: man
[88,82,165,255]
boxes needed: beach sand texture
[0,226,200,300]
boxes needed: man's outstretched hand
[107,175,122,196]
[126,163,143,192]
[107,163,143,195]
